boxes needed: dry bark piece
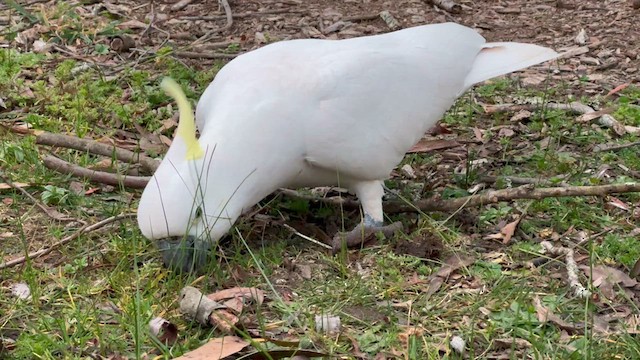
[110,35,135,52]
[170,0,192,11]
[43,156,150,189]
[36,131,159,173]
[180,286,240,333]
[379,10,400,30]
[427,0,462,13]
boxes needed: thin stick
[283,224,332,250]
[193,0,233,45]
[174,51,239,60]
[181,9,307,21]
[0,170,75,222]
[43,155,150,189]
[593,141,640,153]
[36,132,160,173]
[0,214,135,269]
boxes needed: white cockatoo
[137,23,558,271]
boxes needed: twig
[343,14,380,22]
[35,131,159,173]
[483,102,594,115]
[540,241,591,298]
[193,0,233,45]
[479,175,565,187]
[0,214,135,269]
[593,141,640,153]
[181,9,307,21]
[43,156,150,189]
[0,170,76,222]
[174,51,239,60]
[282,224,332,250]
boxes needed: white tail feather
[463,42,558,89]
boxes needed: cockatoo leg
[332,180,403,252]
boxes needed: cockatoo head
[137,78,231,272]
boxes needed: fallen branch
[36,131,159,173]
[279,183,640,214]
[0,214,134,269]
[427,0,462,13]
[43,155,150,189]
[41,158,640,214]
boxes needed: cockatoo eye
[194,206,203,220]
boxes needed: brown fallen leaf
[493,337,532,350]
[426,254,475,296]
[533,296,582,334]
[580,265,638,299]
[435,254,475,278]
[175,336,249,360]
[485,218,521,244]
[208,287,265,305]
[149,317,178,344]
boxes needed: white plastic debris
[450,335,465,354]
[315,315,341,334]
[11,283,32,300]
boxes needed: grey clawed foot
[331,221,403,254]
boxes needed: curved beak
[157,236,210,272]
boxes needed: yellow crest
[160,77,205,160]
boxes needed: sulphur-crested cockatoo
[137,22,557,271]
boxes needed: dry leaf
[533,296,581,334]
[509,109,532,122]
[435,254,475,278]
[486,218,521,244]
[208,287,265,305]
[0,182,31,190]
[493,337,532,349]
[175,336,249,360]
[149,317,178,344]
[581,265,638,299]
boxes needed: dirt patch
[393,232,443,260]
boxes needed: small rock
[400,164,416,178]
